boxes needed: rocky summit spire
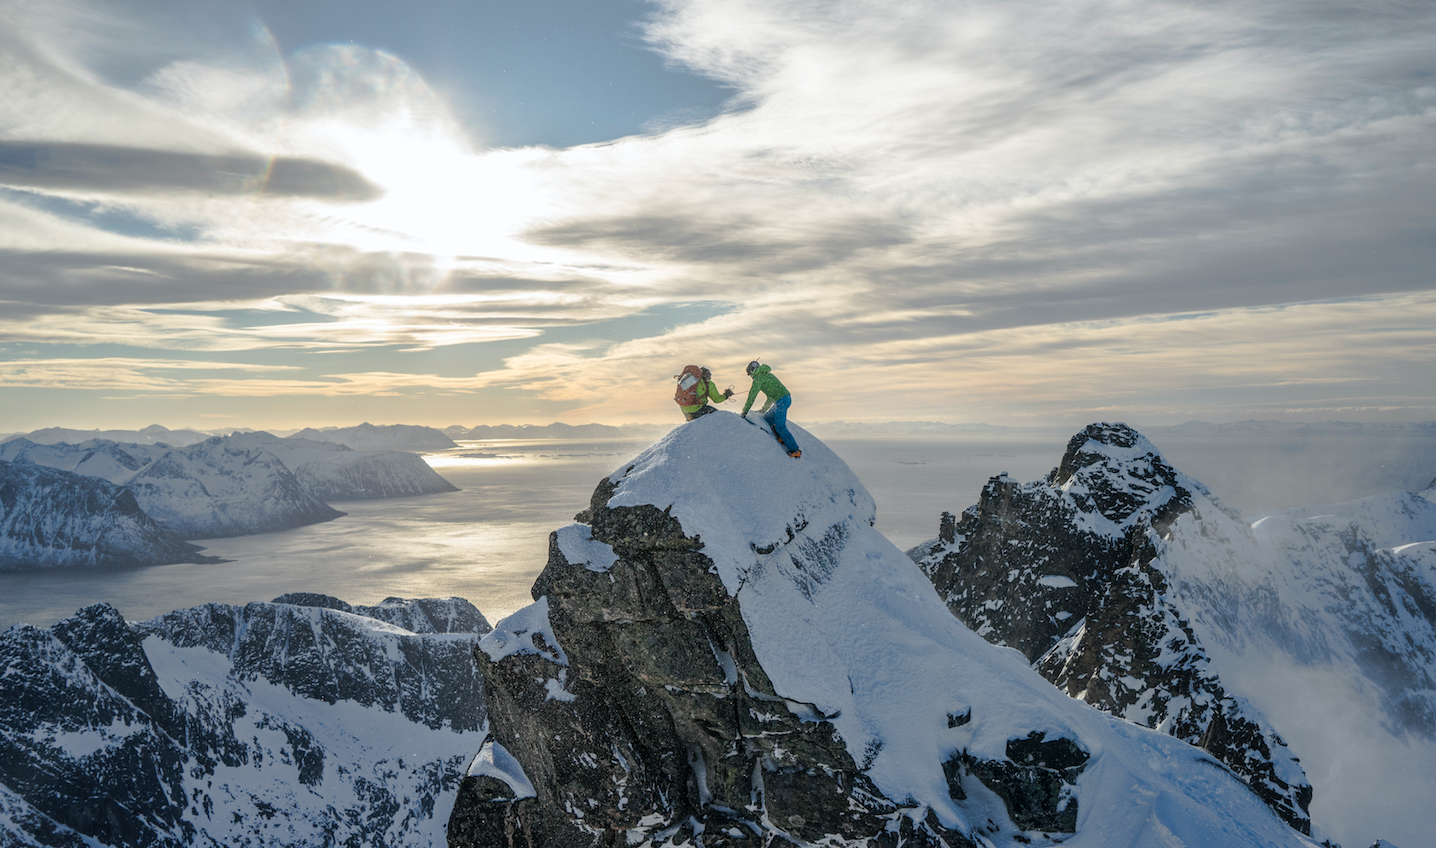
[448,411,1317,848]
[910,422,1313,834]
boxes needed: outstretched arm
[741,381,761,415]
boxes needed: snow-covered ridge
[0,594,488,848]
[453,411,1318,848]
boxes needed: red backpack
[674,365,704,407]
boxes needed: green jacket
[741,365,790,415]
[680,379,729,415]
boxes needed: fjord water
[2,427,1433,630]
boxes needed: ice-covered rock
[0,595,488,848]
[911,422,1436,847]
[0,460,216,570]
[448,411,1318,848]
[286,422,457,452]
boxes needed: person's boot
[788,450,801,459]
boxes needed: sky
[0,0,1433,432]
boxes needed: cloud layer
[1,0,1433,428]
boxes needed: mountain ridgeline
[447,412,1317,848]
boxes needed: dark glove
[723,388,734,399]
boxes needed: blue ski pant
[764,395,799,453]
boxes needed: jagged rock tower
[909,422,1313,833]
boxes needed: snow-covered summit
[452,411,1317,847]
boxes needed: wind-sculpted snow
[912,422,1436,847]
[0,595,488,848]
[450,411,1317,848]
[0,460,215,570]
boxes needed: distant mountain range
[1,424,214,447]
[0,431,458,568]
[285,422,458,451]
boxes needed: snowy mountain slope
[0,437,166,479]
[0,436,343,539]
[123,436,345,538]
[225,431,459,500]
[449,411,1317,848]
[0,594,488,848]
[1,431,458,513]
[286,422,457,452]
[0,460,215,570]
[910,423,1436,848]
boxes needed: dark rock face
[447,476,1101,848]
[911,423,1313,834]
[450,493,938,848]
[0,459,216,570]
[0,595,488,848]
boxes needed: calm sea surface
[3,428,1433,630]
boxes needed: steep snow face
[0,596,487,848]
[0,460,212,570]
[460,411,1317,847]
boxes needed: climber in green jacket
[741,360,800,458]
